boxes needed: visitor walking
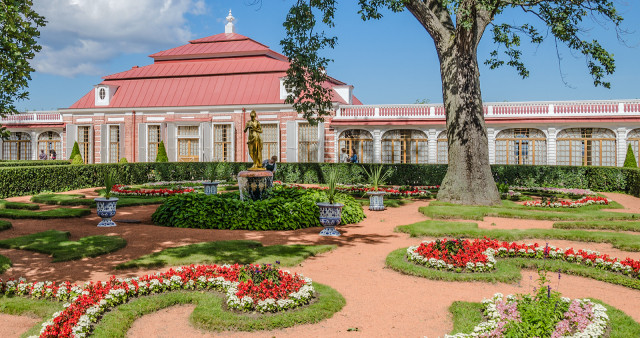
[49,150,56,160]
[39,150,47,160]
[340,148,349,163]
[350,150,358,164]
[262,155,278,173]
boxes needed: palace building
[2,12,640,167]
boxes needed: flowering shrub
[445,293,608,337]
[407,238,640,279]
[0,264,314,338]
[407,239,496,273]
[274,182,432,198]
[523,196,610,208]
[111,184,194,196]
[511,186,597,197]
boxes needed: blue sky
[20,0,640,111]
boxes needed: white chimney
[225,10,235,33]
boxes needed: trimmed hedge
[2,162,640,198]
[0,160,69,168]
[151,186,365,230]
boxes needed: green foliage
[238,263,281,285]
[116,240,336,270]
[0,254,11,273]
[0,0,46,137]
[71,153,83,165]
[92,283,345,337]
[0,207,89,219]
[119,157,128,164]
[103,170,117,199]
[554,220,640,232]
[0,220,11,231]
[362,164,392,190]
[0,160,68,168]
[205,162,219,182]
[448,299,640,337]
[156,140,169,162]
[31,193,165,208]
[0,230,126,262]
[152,186,365,230]
[624,144,637,168]
[0,200,39,210]
[325,166,339,204]
[69,141,81,161]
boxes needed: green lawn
[0,220,11,231]
[554,220,640,232]
[0,200,40,210]
[355,198,412,208]
[92,283,344,337]
[31,193,166,208]
[448,299,640,338]
[395,220,640,251]
[0,230,127,262]
[0,295,63,338]
[0,207,90,219]
[0,254,11,273]
[116,240,336,269]
[422,200,637,222]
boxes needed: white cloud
[33,0,206,77]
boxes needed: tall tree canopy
[0,0,46,137]
[280,0,623,205]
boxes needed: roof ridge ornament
[225,9,235,34]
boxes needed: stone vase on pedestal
[203,181,220,195]
[94,197,118,227]
[316,203,343,236]
[367,191,386,211]
[238,170,273,201]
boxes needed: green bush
[156,141,169,162]
[0,160,69,168]
[624,144,637,168]
[71,154,83,165]
[69,141,81,161]
[152,186,365,230]
[119,157,128,164]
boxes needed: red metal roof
[69,30,360,109]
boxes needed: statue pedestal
[238,170,273,201]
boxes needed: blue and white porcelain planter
[203,181,220,195]
[367,191,386,211]
[94,197,118,227]
[316,202,344,236]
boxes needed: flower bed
[111,184,194,196]
[523,196,610,208]
[446,293,608,337]
[273,182,432,198]
[407,238,640,279]
[0,264,314,338]
[407,238,496,273]
[511,186,597,197]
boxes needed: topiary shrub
[71,154,84,165]
[156,141,169,162]
[69,141,81,162]
[151,186,365,230]
[624,144,637,168]
[119,157,128,164]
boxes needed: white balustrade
[0,112,62,124]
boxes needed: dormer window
[94,84,118,106]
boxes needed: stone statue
[243,109,264,170]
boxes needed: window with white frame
[556,128,616,166]
[147,125,161,162]
[298,123,318,162]
[339,129,373,163]
[78,126,92,164]
[37,131,61,160]
[109,125,120,163]
[213,124,232,162]
[261,123,279,161]
[495,128,547,165]
[177,125,199,162]
[381,129,428,164]
[2,132,32,160]
[627,129,640,167]
[437,130,448,164]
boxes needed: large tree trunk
[436,45,500,205]
[406,1,500,205]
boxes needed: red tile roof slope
[69,31,361,109]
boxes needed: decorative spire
[225,9,235,34]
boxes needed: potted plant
[316,167,343,236]
[94,171,119,227]
[363,164,391,211]
[203,163,220,195]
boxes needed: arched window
[437,130,448,164]
[2,132,32,160]
[557,128,616,166]
[37,131,61,160]
[495,128,546,165]
[627,129,640,167]
[339,129,373,163]
[381,129,428,164]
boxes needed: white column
[428,128,438,164]
[487,128,496,164]
[547,128,557,165]
[617,127,627,167]
[31,131,38,160]
[373,129,381,163]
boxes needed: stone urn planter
[94,197,118,227]
[202,181,220,195]
[367,190,386,211]
[316,202,344,236]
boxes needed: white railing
[0,112,62,124]
[336,100,640,119]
